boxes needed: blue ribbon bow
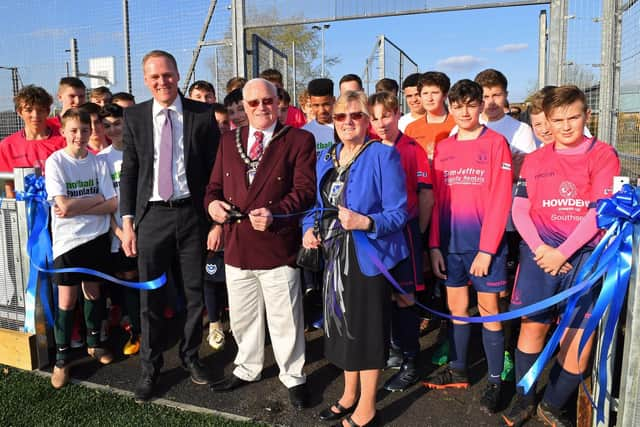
[15,174,55,333]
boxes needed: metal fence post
[597,0,622,147]
[618,221,640,426]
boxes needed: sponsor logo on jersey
[559,181,577,199]
[534,171,555,179]
[501,162,511,171]
[541,181,589,209]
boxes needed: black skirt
[323,235,391,371]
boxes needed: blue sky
[322,4,547,102]
[0,1,547,111]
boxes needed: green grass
[0,365,262,427]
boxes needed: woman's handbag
[296,246,323,272]
[297,218,323,272]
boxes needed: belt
[148,197,192,208]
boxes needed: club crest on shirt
[476,151,488,163]
[559,181,577,199]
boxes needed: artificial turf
[0,365,261,427]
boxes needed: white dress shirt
[150,97,190,201]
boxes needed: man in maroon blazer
[205,78,316,409]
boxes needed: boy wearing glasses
[425,79,512,414]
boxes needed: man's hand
[208,200,231,223]
[303,228,322,249]
[430,248,447,280]
[249,207,273,231]
[470,252,492,277]
[337,205,370,231]
[534,244,568,276]
[121,218,137,258]
[207,224,224,251]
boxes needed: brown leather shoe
[87,347,114,365]
[51,363,70,389]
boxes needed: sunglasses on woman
[333,112,366,122]
[246,97,275,108]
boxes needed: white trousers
[225,264,306,388]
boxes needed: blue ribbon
[351,185,638,421]
[15,174,55,333]
[15,174,167,332]
[578,185,636,422]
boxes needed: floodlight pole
[122,0,132,93]
[312,24,330,77]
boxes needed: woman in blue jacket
[302,91,408,427]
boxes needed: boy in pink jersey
[501,86,620,427]
[368,91,433,392]
[424,80,512,414]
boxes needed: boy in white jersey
[45,108,117,389]
[302,78,335,154]
[99,103,141,356]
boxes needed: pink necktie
[249,130,264,160]
[158,109,173,201]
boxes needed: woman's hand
[303,228,322,249]
[337,205,371,231]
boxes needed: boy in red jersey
[48,77,87,131]
[501,86,620,427]
[424,79,512,414]
[368,91,433,392]
[0,85,66,196]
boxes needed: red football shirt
[0,128,66,174]
[514,138,620,248]
[394,133,431,218]
[429,127,513,254]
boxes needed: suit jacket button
[277,176,282,181]
[229,197,233,201]
[225,172,230,176]
[236,219,241,223]
[268,200,273,205]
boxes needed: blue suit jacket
[303,141,409,276]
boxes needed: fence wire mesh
[617,0,640,178]
[243,0,550,27]
[363,36,418,114]
[0,0,235,131]
[560,1,603,135]
[250,35,288,83]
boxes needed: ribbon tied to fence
[15,174,167,333]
